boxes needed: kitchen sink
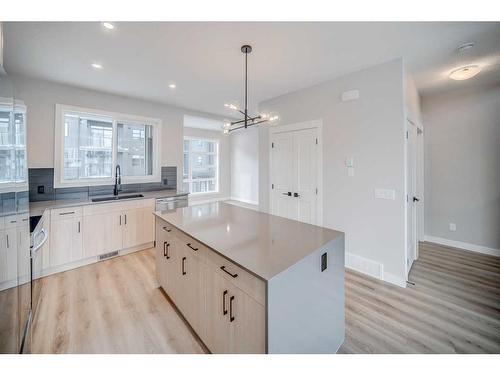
[91,194,144,202]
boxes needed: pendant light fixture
[222,45,278,134]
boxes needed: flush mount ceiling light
[91,63,103,69]
[168,83,176,89]
[222,45,278,134]
[449,65,481,80]
[102,22,115,30]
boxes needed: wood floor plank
[31,242,500,354]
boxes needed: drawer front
[83,201,124,216]
[51,206,83,221]
[160,223,208,262]
[205,249,265,306]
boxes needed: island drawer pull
[229,296,235,322]
[59,211,75,216]
[163,242,170,259]
[186,243,198,251]
[222,290,228,315]
[162,226,172,232]
[182,257,187,275]
[220,266,238,278]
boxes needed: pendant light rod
[224,45,276,134]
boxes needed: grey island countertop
[154,201,344,281]
[29,189,188,217]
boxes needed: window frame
[54,104,162,188]
[183,136,219,196]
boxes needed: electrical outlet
[449,223,457,232]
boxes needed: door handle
[186,243,198,251]
[222,290,228,315]
[119,215,122,226]
[163,242,170,259]
[124,214,127,225]
[413,197,420,202]
[77,221,81,233]
[229,296,235,322]
[220,266,238,278]
[282,192,292,196]
[293,192,300,197]
[182,256,186,275]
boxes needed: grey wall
[258,59,407,284]
[230,127,259,204]
[11,75,224,191]
[422,84,500,250]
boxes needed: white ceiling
[184,115,222,131]
[4,22,500,117]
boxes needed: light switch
[375,189,396,200]
[345,157,354,167]
[449,223,457,232]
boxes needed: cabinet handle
[182,256,186,275]
[163,242,170,259]
[222,290,228,315]
[124,214,127,225]
[282,192,292,196]
[6,234,9,249]
[229,296,235,322]
[77,221,81,233]
[119,215,122,226]
[220,266,238,278]
[59,211,75,216]
[162,226,172,232]
[186,243,198,251]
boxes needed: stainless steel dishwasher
[155,195,188,211]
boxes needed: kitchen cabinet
[83,211,122,258]
[50,209,83,268]
[155,216,265,354]
[154,202,345,354]
[122,208,144,249]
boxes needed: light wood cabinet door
[122,208,143,249]
[142,206,155,243]
[83,212,122,258]
[230,288,266,353]
[163,234,183,303]
[154,221,168,289]
[205,270,233,353]
[0,229,17,284]
[50,217,83,267]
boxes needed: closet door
[270,131,297,220]
[293,128,318,225]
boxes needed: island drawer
[205,249,266,306]
[159,223,208,261]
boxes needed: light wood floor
[31,242,500,353]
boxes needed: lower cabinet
[156,218,266,354]
[50,211,83,268]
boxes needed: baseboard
[383,272,407,288]
[423,235,500,258]
[229,196,259,206]
[345,252,384,280]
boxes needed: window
[183,137,219,194]
[0,101,27,185]
[55,104,161,188]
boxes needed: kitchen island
[154,201,345,354]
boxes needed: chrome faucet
[114,164,122,196]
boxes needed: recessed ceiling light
[102,22,115,30]
[449,65,481,81]
[168,83,176,89]
[91,63,103,69]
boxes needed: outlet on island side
[449,223,457,232]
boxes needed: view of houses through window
[0,102,27,185]
[183,137,218,194]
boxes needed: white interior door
[271,125,319,225]
[293,128,318,224]
[406,121,418,274]
[270,132,296,219]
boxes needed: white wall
[11,75,224,191]
[258,59,408,286]
[422,84,500,252]
[230,127,259,205]
[183,126,231,202]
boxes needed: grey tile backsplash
[28,166,177,202]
